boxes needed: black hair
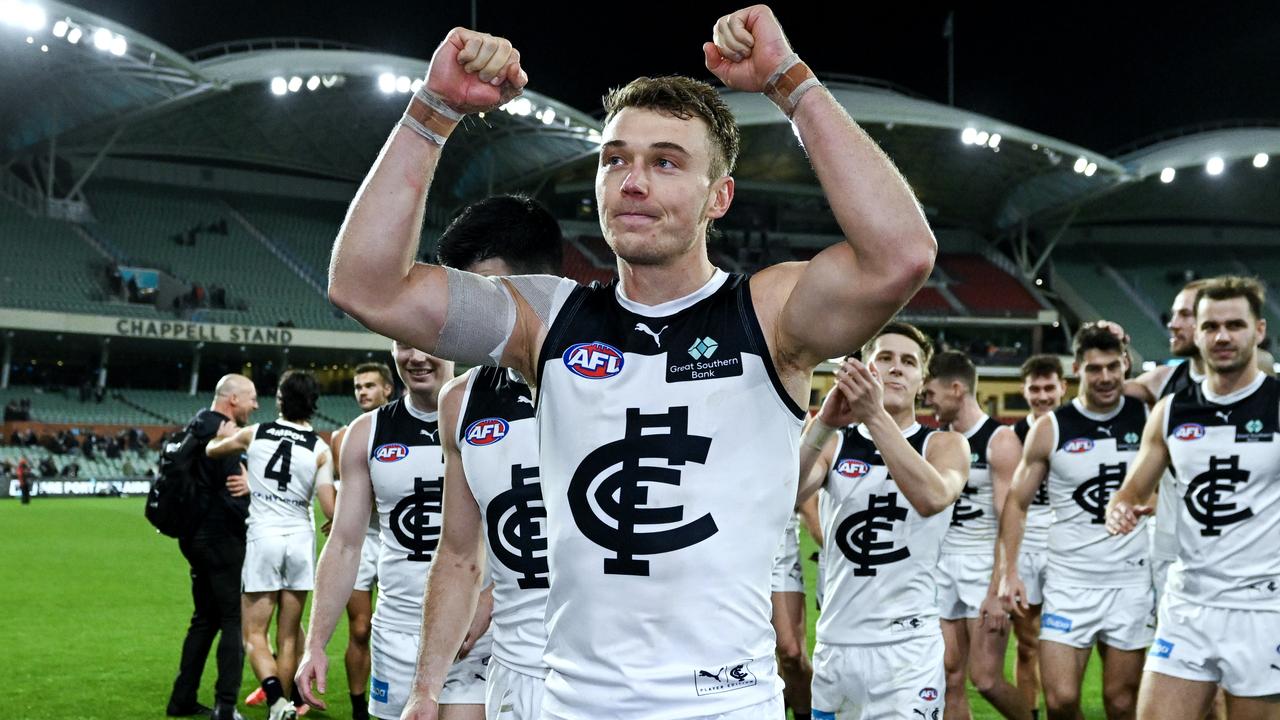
[436,194,563,275]
[277,370,319,422]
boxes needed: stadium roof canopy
[0,0,602,215]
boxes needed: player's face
[464,257,514,278]
[596,107,732,266]
[1168,288,1199,357]
[230,384,258,425]
[1075,349,1126,409]
[867,334,924,414]
[352,371,392,412]
[1196,296,1263,374]
[392,341,452,400]
[1022,373,1065,418]
[921,377,962,425]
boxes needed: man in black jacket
[167,374,258,720]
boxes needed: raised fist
[426,28,527,114]
[703,5,795,92]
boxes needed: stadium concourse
[0,1,1278,719]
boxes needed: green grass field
[0,498,1107,719]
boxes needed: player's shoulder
[748,262,806,309]
[438,370,475,422]
[925,428,969,461]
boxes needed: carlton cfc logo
[836,459,871,478]
[374,443,409,462]
[465,418,509,446]
[1064,438,1095,453]
[563,341,624,379]
[1174,423,1207,441]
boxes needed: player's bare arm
[1106,398,1170,536]
[402,373,487,720]
[704,6,936,386]
[313,448,335,521]
[327,29,537,375]
[205,424,254,459]
[845,359,967,514]
[995,414,1051,615]
[296,413,376,709]
[987,427,1020,527]
[795,384,851,503]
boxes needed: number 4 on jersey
[264,440,293,491]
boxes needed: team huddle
[204,5,1278,720]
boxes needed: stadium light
[987,133,1001,149]
[92,27,111,50]
[1034,278,1043,286]
[377,72,396,94]
[51,18,66,36]
[269,76,287,95]
[66,25,80,43]
[1159,167,1176,183]
[287,76,302,92]
[109,34,126,56]
[1206,156,1224,176]
[410,77,423,93]
[1,0,46,31]
[1254,153,1270,168]
[1073,157,1088,173]
[542,108,556,125]
[1084,162,1097,177]
[395,75,411,93]
[974,131,990,146]
[306,75,320,91]
[960,127,977,145]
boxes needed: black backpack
[145,423,209,538]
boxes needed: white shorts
[354,530,380,592]
[242,531,315,593]
[1151,556,1174,606]
[486,661,546,720]
[692,693,784,720]
[370,624,491,719]
[1145,594,1280,697]
[811,634,945,720]
[936,553,991,621]
[1040,582,1155,651]
[770,520,803,593]
[1017,551,1048,606]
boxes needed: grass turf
[0,497,1106,719]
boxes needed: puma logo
[516,396,534,406]
[698,669,724,682]
[1216,410,1232,423]
[634,322,670,347]
[1098,425,1112,437]
[420,429,438,441]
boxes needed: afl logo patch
[919,687,939,702]
[1063,437,1094,453]
[563,341,624,379]
[465,418,509,446]
[836,459,871,478]
[374,443,409,462]
[1174,423,1206,441]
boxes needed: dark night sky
[73,1,1280,153]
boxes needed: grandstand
[1,0,1277,492]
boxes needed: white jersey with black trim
[942,415,1001,555]
[536,270,804,718]
[367,397,447,634]
[458,366,548,676]
[1045,397,1150,587]
[245,419,326,542]
[1151,360,1206,562]
[1015,415,1053,551]
[1165,373,1280,610]
[817,422,946,644]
